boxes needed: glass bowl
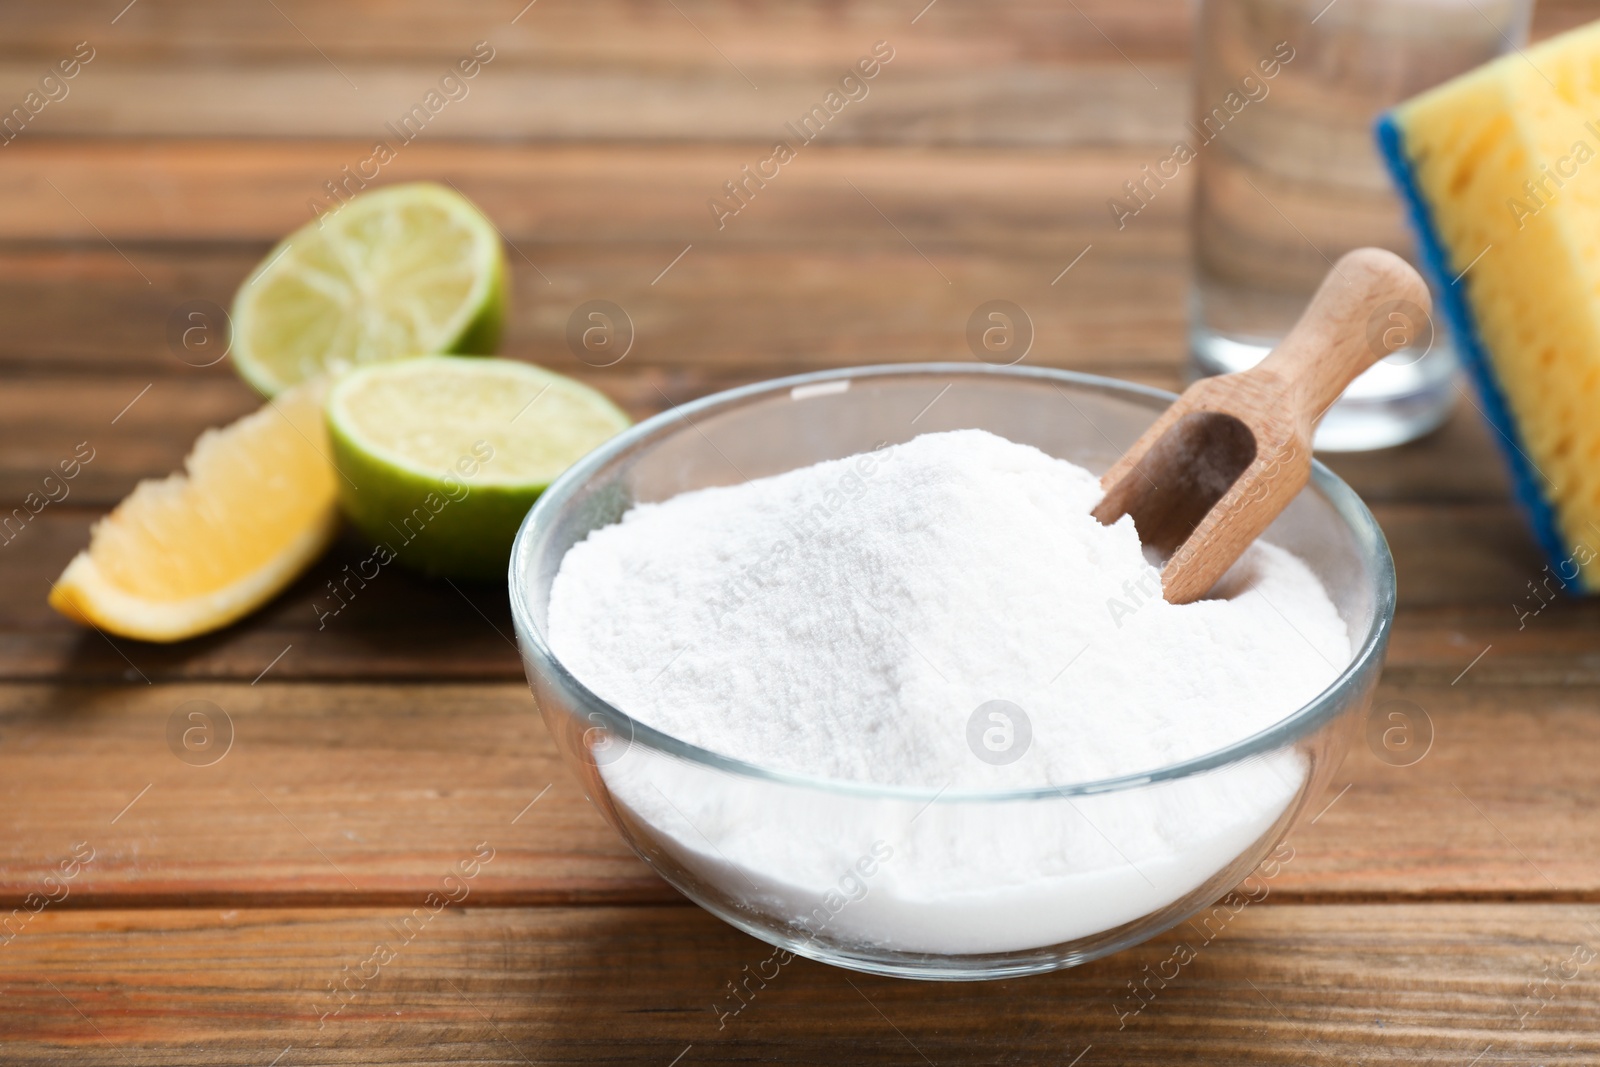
[508,364,1394,981]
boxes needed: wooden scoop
[1093,247,1431,604]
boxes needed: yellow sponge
[1379,20,1600,591]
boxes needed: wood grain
[0,0,1193,61]
[0,682,663,908]
[0,679,1594,906]
[0,364,1517,507]
[0,140,1160,245]
[0,369,1514,510]
[0,0,1580,149]
[3,0,1599,1059]
[0,0,1186,148]
[0,64,1182,147]
[0,494,1555,683]
[1,0,1583,65]
[0,903,1596,1064]
[0,140,1185,405]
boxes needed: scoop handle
[1255,247,1433,429]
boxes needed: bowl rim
[508,362,1396,802]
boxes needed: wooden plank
[0,370,1516,507]
[1541,1,1600,37]
[3,597,1586,687]
[0,497,1575,683]
[0,0,1185,144]
[0,903,1596,1063]
[0,62,1179,146]
[0,680,1597,905]
[0,0,1582,146]
[3,0,1581,65]
[0,0,1192,62]
[0,141,1188,402]
[0,140,1164,244]
[0,524,535,681]
[0,139,1526,508]
[1276,682,1600,899]
[0,683,666,908]
[1385,608,1600,686]
[0,499,1557,675]
[0,0,1580,72]
[0,235,1182,376]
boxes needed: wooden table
[3,1,1599,1062]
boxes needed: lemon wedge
[49,382,340,642]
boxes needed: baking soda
[547,429,1350,954]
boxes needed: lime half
[231,182,505,396]
[326,356,631,578]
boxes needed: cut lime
[326,356,631,579]
[230,182,505,396]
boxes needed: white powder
[547,429,1350,955]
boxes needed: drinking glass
[1190,0,1533,450]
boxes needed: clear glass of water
[1190,0,1532,451]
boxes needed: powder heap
[550,429,1348,787]
[546,429,1352,955]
